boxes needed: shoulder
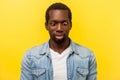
[24,42,48,59]
[71,42,95,58]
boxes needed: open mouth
[55,35,64,40]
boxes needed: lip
[55,35,64,39]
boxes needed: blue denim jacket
[20,41,97,80]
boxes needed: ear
[45,22,49,30]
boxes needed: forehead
[48,10,69,21]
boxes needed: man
[20,2,97,80]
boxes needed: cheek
[65,29,71,33]
[48,30,55,36]
[48,27,56,32]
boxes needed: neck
[49,38,70,54]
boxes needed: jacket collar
[39,40,80,55]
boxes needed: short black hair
[45,2,72,24]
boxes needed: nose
[57,23,62,30]
[56,23,63,33]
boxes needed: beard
[54,36,65,44]
[51,34,66,44]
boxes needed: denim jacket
[20,41,97,80]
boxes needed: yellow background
[0,0,120,80]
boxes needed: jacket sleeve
[20,51,33,80]
[87,52,97,80]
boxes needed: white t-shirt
[50,46,71,80]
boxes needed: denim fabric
[20,41,97,80]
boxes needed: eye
[62,21,68,26]
[50,22,56,26]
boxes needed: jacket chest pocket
[32,68,46,80]
[76,68,89,80]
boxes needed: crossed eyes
[49,21,68,26]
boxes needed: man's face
[46,10,72,43]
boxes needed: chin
[54,38,65,44]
